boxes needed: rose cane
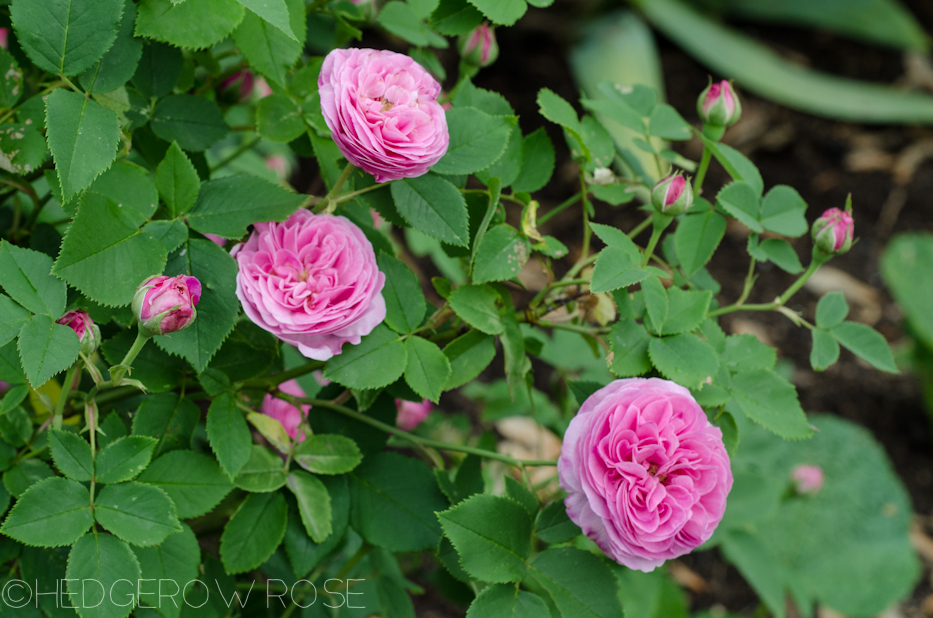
[558,378,733,571]
[643,173,693,266]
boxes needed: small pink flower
[812,207,854,255]
[261,380,311,442]
[57,310,101,355]
[232,210,386,361]
[697,80,741,127]
[791,464,824,495]
[132,275,201,336]
[459,24,498,67]
[651,174,693,216]
[318,48,449,183]
[396,398,433,431]
[559,378,733,572]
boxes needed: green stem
[735,257,757,306]
[708,254,826,317]
[537,192,583,225]
[52,364,79,430]
[538,320,610,336]
[334,183,384,205]
[119,329,151,368]
[693,147,712,195]
[579,174,592,263]
[314,163,357,214]
[470,178,502,276]
[642,213,673,267]
[628,215,653,239]
[210,135,261,172]
[777,255,825,305]
[300,398,557,467]
[563,253,599,284]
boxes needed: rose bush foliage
[0,0,918,617]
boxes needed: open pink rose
[262,380,311,442]
[396,398,432,431]
[132,275,201,337]
[232,210,386,361]
[559,378,733,572]
[318,48,449,183]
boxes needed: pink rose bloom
[232,210,386,361]
[261,380,311,442]
[396,398,432,431]
[791,464,824,495]
[559,378,733,572]
[318,48,449,183]
[812,207,854,255]
[57,310,101,356]
[132,275,201,337]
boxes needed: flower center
[646,462,669,484]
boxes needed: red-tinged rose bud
[396,398,433,431]
[651,173,693,217]
[0,28,9,50]
[132,275,201,336]
[57,310,101,356]
[811,207,854,256]
[459,24,499,68]
[791,464,824,495]
[697,80,741,128]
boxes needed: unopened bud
[697,80,741,128]
[57,310,101,356]
[651,174,693,217]
[459,24,498,68]
[132,275,201,337]
[811,206,854,256]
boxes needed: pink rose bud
[318,48,450,183]
[791,464,824,495]
[261,380,312,443]
[812,207,854,256]
[396,398,433,431]
[132,275,201,337]
[651,173,693,217]
[459,24,499,68]
[57,310,101,356]
[0,381,8,393]
[232,210,386,361]
[219,70,256,103]
[697,80,741,127]
[559,378,733,572]
[0,29,9,50]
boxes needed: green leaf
[350,451,448,551]
[287,470,332,543]
[247,411,292,454]
[49,429,93,482]
[810,328,840,372]
[155,142,200,218]
[133,523,200,618]
[831,321,898,373]
[207,391,253,478]
[378,253,426,334]
[378,1,444,47]
[648,333,719,389]
[438,494,532,583]
[233,445,288,492]
[3,459,53,497]
[67,533,141,618]
[503,476,538,516]
[46,89,121,202]
[153,238,239,371]
[392,174,470,246]
[529,547,623,618]
[232,1,303,86]
[323,324,407,390]
[0,50,23,109]
[53,193,167,307]
[294,434,363,475]
[0,407,30,447]
[11,0,124,76]
[444,330,497,389]
[284,474,348,576]
[132,41,183,99]
[721,334,777,373]
[534,500,581,544]
[17,314,80,388]
[220,491,288,574]
[449,284,504,335]
[760,185,808,237]
[433,108,515,175]
[641,0,933,124]
[472,225,530,284]
[141,218,188,252]
[136,0,246,50]
[96,436,157,484]
[642,276,669,335]
[186,174,306,238]
[151,94,229,152]
[716,181,762,233]
[609,319,652,377]
[0,123,48,176]
[131,392,200,456]
[512,128,555,194]
[726,368,813,439]
[476,124,524,188]
[537,88,580,134]
[234,0,297,39]
[80,0,142,94]
[466,585,550,618]
[404,337,452,403]
[648,104,691,140]
[94,481,182,546]
[87,160,160,218]
[675,210,726,277]
[1,477,93,547]
[0,341,26,384]
[881,234,933,349]
[816,291,849,329]
[590,249,652,293]
[431,0,484,35]
[256,93,305,143]
[137,451,233,519]
[755,238,803,274]
[657,288,711,335]
[467,0,526,25]
[0,242,66,317]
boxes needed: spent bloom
[232,210,386,361]
[651,174,693,217]
[559,378,733,572]
[132,275,201,337]
[459,24,498,68]
[812,207,854,256]
[791,464,825,495]
[57,310,101,356]
[697,80,741,127]
[318,48,449,183]
[261,380,311,442]
[396,398,433,431]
